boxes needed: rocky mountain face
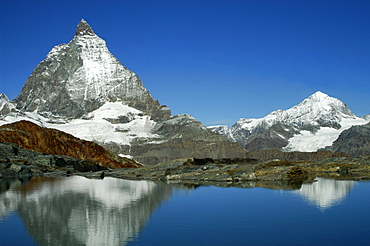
[13,19,165,120]
[0,93,15,116]
[209,91,369,154]
[325,122,370,156]
[0,120,141,169]
[1,19,246,165]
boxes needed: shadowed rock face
[325,122,370,156]
[0,120,141,169]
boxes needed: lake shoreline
[2,143,370,185]
[77,156,370,185]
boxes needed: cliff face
[325,122,370,156]
[0,120,141,169]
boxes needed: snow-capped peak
[265,91,356,129]
[208,91,368,152]
[13,19,160,119]
[293,91,354,117]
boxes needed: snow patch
[283,118,368,151]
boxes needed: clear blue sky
[1,0,369,126]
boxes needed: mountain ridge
[209,91,369,153]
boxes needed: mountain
[325,122,370,156]
[1,19,246,165]
[13,19,166,120]
[209,91,369,153]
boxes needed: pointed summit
[75,18,95,36]
[14,19,164,119]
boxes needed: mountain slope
[209,91,369,152]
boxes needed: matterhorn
[0,19,246,165]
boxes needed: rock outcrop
[325,122,370,156]
[0,142,108,177]
[0,120,141,169]
[90,156,370,184]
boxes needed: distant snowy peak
[273,91,356,122]
[14,19,164,119]
[209,91,368,152]
[207,125,235,142]
[235,91,357,133]
[0,93,10,104]
[0,93,15,116]
[362,114,370,121]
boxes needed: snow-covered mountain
[209,91,369,152]
[13,19,164,120]
[0,19,246,165]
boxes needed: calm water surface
[0,176,369,245]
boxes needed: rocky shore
[0,142,109,178]
[2,140,369,185]
[80,155,370,184]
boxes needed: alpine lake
[1,175,369,246]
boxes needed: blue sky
[1,0,369,126]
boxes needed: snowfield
[283,118,368,152]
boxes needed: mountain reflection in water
[0,176,172,246]
[294,177,356,210]
[0,176,363,245]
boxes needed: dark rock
[325,122,370,156]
